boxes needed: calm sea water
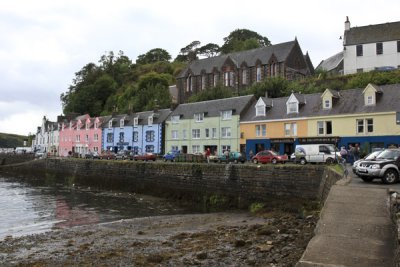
[0,175,192,239]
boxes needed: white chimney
[345,16,350,31]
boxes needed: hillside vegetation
[0,133,28,148]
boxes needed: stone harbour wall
[0,158,343,205]
[0,153,35,166]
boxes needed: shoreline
[0,211,317,266]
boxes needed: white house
[343,17,400,75]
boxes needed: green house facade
[165,95,254,155]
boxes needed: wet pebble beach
[0,211,318,266]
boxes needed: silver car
[353,150,383,175]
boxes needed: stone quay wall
[0,153,35,166]
[0,158,343,205]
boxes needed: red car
[251,150,288,164]
[133,153,157,161]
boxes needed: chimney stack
[345,16,350,31]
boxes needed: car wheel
[272,158,277,164]
[252,159,258,164]
[163,158,167,162]
[234,159,238,164]
[361,177,374,182]
[382,169,399,184]
[326,158,334,164]
[300,158,307,165]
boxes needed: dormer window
[288,102,298,113]
[133,117,138,127]
[324,99,331,109]
[108,120,113,129]
[94,122,98,129]
[194,113,204,122]
[367,95,373,105]
[86,122,89,130]
[148,116,153,126]
[120,118,124,128]
[171,115,180,124]
[255,98,266,116]
[222,110,232,120]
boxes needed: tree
[136,48,172,65]
[220,29,271,54]
[197,43,220,58]
[175,40,201,62]
[188,84,233,102]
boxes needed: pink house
[59,114,104,157]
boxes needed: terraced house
[240,83,400,157]
[165,95,254,155]
[176,39,314,103]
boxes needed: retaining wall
[0,158,343,205]
[0,154,35,166]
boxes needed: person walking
[249,149,254,161]
[353,144,360,161]
[340,146,348,163]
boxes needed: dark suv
[356,149,400,184]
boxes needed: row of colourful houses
[33,83,400,158]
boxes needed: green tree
[136,48,172,65]
[197,43,220,58]
[220,29,271,54]
[175,40,201,62]
[188,84,233,102]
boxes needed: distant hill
[0,133,28,148]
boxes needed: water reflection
[0,176,192,239]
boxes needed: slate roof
[241,83,400,122]
[316,52,343,72]
[170,95,254,119]
[126,109,172,126]
[177,40,298,78]
[344,21,400,45]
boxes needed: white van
[294,144,341,165]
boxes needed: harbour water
[0,175,192,239]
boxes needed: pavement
[297,165,398,267]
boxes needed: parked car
[100,151,116,160]
[356,148,400,184]
[133,153,157,161]
[294,144,341,165]
[34,150,46,158]
[352,150,383,174]
[163,150,180,162]
[216,151,246,164]
[84,151,100,159]
[251,150,288,164]
[115,150,130,160]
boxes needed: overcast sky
[1,0,399,136]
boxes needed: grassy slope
[0,133,27,148]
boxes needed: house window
[376,42,383,55]
[192,129,200,139]
[171,115,180,124]
[76,135,80,142]
[284,123,297,136]
[356,68,363,73]
[186,75,192,92]
[230,72,235,87]
[212,128,217,138]
[86,123,89,130]
[205,128,210,138]
[146,131,155,142]
[94,134,98,141]
[120,119,124,128]
[224,72,229,86]
[318,121,332,135]
[94,122,98,129]
[221,127,231,138]
[119,132,124,142]
[256,66,262,82]
[201,75,206,90]
[107,133,113,143]
[288,102,298,113]
[108,120,113,128]
[85,134,89,142]
[367,95,373,105]
[222,110,232,120]
[222,145,231,152]
[171,145,178,151]
[324,99,331,109]
[133,117,138,127]
[148,116,153,126]
[183,129,187,139]
[213,73,218,86]
[171,130,178,140]
[356,119,364,134]
[366,118,374,133]
[256,104,265,116]
[192,145,200,154]
[145,145,154,153]
[133,131,138,142]
[255,124,267,137]
[242,69,247,85]
[194,113,204,122]
[356,44,363,56]
[398,41,400,53]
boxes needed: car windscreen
[365,151,382,160]
[376,150,400,160]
